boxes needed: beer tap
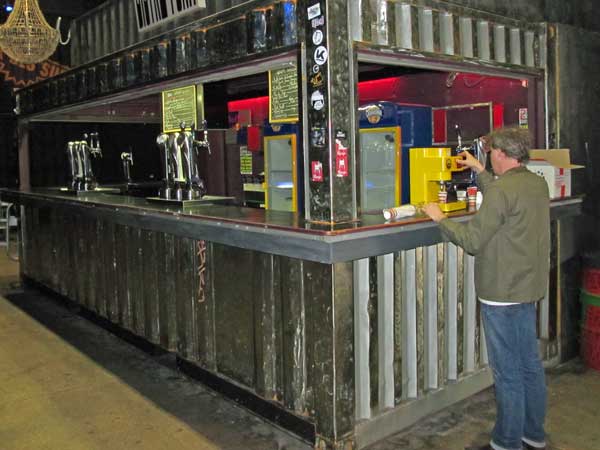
[156,133,172,199]
[79,139,95,190]
[88,132,102,158]
[178,122,197,200]
[121,150,133,184]
[169,132,183,200]
[194,119,211,155]
[66,141,81,190]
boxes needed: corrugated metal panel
[353,0,546,69]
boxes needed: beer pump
[155,121,210,202]
[66,132,102,191]
[121,151,133,183]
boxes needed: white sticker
[311,91,325,111]
[307,3,321,20]
[311,16,325,28]
[314,46,328,65]
[312,29,324,46]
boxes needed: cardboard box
[526,149,584,198]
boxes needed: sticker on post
[310,127,326,147]
[307,3,321,20]
[311,90,325,111]
[336,141,349,177]
[311,161,324,182]
[519,108,528,129]
[314,46,328,65]
[311,16,325,28]
[312,29,323,46]
[310,72,323,88]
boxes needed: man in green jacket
[422,127,550,450]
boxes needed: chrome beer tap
[66,141,81,190]
[169,132,183,200]
[194,119,211,155]
[178,122,198,200]
[156,133,173,199]
[120,151,133,183]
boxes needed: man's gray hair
[486,127,531,163]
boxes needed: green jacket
[439,166,550,303]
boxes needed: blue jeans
[481,302,547,450]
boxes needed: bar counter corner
[0,187,584,449]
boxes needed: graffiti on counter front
[197,240,207,303]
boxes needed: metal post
[17,120,30,190]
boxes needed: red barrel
[583,268,600,296]
[581,290,600,371]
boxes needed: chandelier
[0,0,70,64]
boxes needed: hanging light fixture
[0,0,70,64]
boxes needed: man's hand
[457,150,485,173]
[421,203,447,222]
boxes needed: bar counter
[0,188,583,449]
[0,188,582,263]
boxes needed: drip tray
[57,187,121,196]
[146,195,235,207]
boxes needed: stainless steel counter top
[0,188,583,263]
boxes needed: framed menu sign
[162,85,197,133]
[269,66,299,123]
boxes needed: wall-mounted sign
[162,85,197,133]
[269,66,299,123]
[240,146,253,175]
[0,53,68,88]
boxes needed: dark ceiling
[38,0,106,19]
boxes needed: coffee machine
[409,147,468,212]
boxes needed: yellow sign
[162,85,197,133]
[269,67,299,123]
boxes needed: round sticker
[314,46,328,66]
[312,30,323,46]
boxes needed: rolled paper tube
[383,205,417,220]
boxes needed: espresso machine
[155,121,210,203]
[409,147,468,212]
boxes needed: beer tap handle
[455,124,462,150]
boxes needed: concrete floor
[1,251,599,450]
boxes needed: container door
[264,134,297,212]
[359,126,401,211]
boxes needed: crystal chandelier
[0,0,70,64]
